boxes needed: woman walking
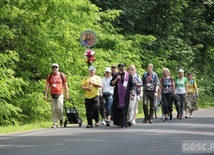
[185,73,199,118]
[158,68,175,121]
[174,69,188,120]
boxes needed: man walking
[44,63,69,128]
[110,63,135,128]
[142,63,159,123]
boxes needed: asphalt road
[0,108,213,155]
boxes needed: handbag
[172,93,180,102]
[136,86,141,95]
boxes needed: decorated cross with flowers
[84,49,96,67]
[80,30,97,67]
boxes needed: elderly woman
[185,73,199,118]
[158,68,175,121]
[174,69,188,120]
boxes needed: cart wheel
[64,120,67,127]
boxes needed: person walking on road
[102,67,114,126]
[44,63,69,128]
[158,68,175,121]
[185,72,199,118]
[81,66,102,128]
[110,63,135,128]
[127,66,142,126]
[142,63,159,124]
[174,69,188,120]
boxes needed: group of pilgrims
[80,63,199,128]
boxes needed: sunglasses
[52,66,58,69]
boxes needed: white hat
[105,67,111,72]
[178,69,184,73]
[89,66,96,71]
[52,63,59,68]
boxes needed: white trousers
[50,94,64,124]
[128,95,137,123]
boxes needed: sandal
[95,121,100,127]
[51,124,58,128]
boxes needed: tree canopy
[0,0,213,126]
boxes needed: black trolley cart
[64,98,83,127]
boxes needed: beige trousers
[50,94,64,125]
[128,95,137,123]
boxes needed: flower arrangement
[84,49,96,66]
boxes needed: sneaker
[185,115,189,118]
[163,116,168,122]
[166,116,170,120]
[143,118,148,123]
[51,124,58,128]
[95,121,100,127]
[106,121,111,127]
[86,125,93,128]
[127,121,132,126]
[101,119,106,125]
[59,120,63,126]
[149,119,153,124]
[190,115,193,118]
[179,115,182,120]
[161,115,164,120]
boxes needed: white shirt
[102,76,114,94]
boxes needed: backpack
[190,79,195,85]
[48,72,65,85]
[143,72,156,79]
[142,72,157,84]
[160,77,173,91]
[136,74,142,95]
[160,77,173,85]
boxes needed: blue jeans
[103,92,113,116]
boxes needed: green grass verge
[0,121,51,135]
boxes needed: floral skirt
[185,93,198,111]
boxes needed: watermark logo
[182,140,214,153]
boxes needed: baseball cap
[118,63,125,68]
[89,66,96,71]
[105,67,111,72]
[178,69,184,73]
[52,63,59,68]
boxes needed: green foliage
[0,99,22,126]
[0,0,213,127]
[91,0,214,95]
[0,51,26,125]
